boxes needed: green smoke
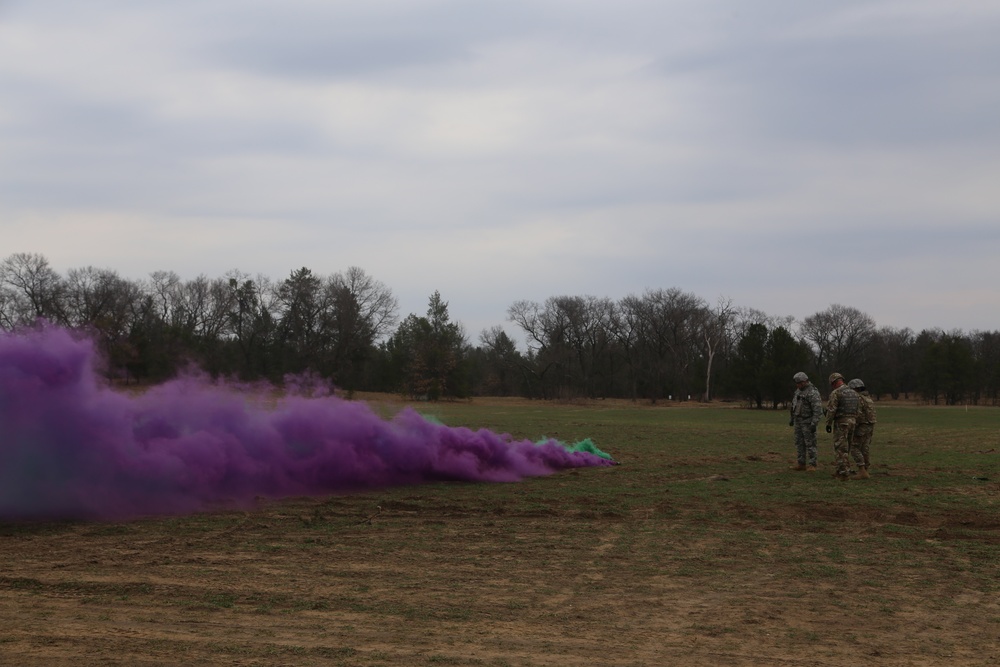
[538,437,613,461]
[419,413,612,461]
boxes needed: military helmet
[828,372,844,384]
[848,378,865,391]
[792,372,809,383]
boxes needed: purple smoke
[0,326,613,521]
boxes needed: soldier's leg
[804,424,818,468]
[859,425,873,468]
[850,425,867,478]
[793,422,808,467]
[833,421,853,478]
[850,432,865,466]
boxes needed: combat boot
[857,465,870,479]
[789,463,807,471]
[805,465,817,472]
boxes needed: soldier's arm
[825,392,838,426]
[808,391,822,425]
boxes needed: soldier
[848,378,877,479]
[788,371,823,471]
[825,372,860,481]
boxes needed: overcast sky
[2,0,998,341]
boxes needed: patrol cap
[829,372,844,384]
[848,378,865,391]
[792,372,809,383]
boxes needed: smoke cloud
[0,326,613,521]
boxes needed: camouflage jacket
[856,392,877,424]
[826,385,860,425]
[790,383,823,425]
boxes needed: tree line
[2,252,998,406]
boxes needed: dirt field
[2,398,999,666]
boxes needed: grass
[1,399,998,665]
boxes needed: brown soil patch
[2,488,999,667]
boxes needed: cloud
[1,0,998,336]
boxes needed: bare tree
[317,267,398,389]
[622,288,706,402]
[64,266,124,327]
[699,296,735,402]
[608,298,640,400]
[867,326,915,399]
[329,266,399,343]
[801,304,876,375]
[551,295,615,397]
[507,298,563,397]
[0,287,16,330]
[0,252,66,325]
[507,295,615,398]
[731,306,795,343]
[145,270,183,324]
[507,300,547,353]
[179,275,234,342]
[224,271,278,378]
[62,266,142,380]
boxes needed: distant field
[2,398,999,666]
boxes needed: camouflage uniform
[851,388,877,470]
[826,379,860,479]
[790,381,823,468]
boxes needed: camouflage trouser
[793,420,818,467]
[851,423,874,468]
[831,417,857,477]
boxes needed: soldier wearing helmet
[847,378,877,479]
[826,373,860,480]
[788,372,823,471]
